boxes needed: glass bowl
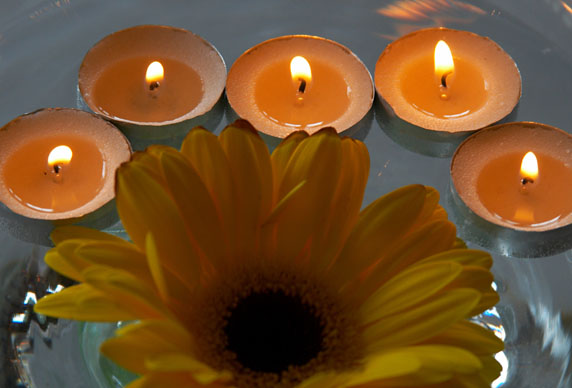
[1,0,572,386]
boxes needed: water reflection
[29,0,72,20]
[475,305,508,387]
[493,351,509,387]
[377,0,485,21]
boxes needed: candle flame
[48,145,73,166]
[290,56,312,84]
[434,40,454,85]
[146,61,164,84]
[521,151,539,180]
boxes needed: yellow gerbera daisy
[35,120,502,388]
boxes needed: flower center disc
[224,290,324,374]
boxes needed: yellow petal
[75,241,152,283]
[262,180,307,227]
[219,121,273,257]
[364,289,481,350]
[116,162,201,290]
[259,179,306,262]
[451,374,492,388]
[46,239,151,284]
[271,130,309,200]
[418,249,493,269]
[382,219,457,276]
[48,227,142,283]
[478,355,503,383]
[125,373,194,388]
[142,231,201,317]
[51,225,126,245]
[426,204,449,222]
[44,241,88,281]
[357,219,457,300]
[296,372,352,388]
[128,148,164,181]
[446,266,494,292]
[81,266,169,319]
[101,320,193,374]
[145,144,181,159]
[444,265,498,315]
[472,292,500,316]
[361,261,463,322]
[115,319,193,347]
[343,350,423,386]
[308,137,369,272]
[272,128,342,263]
[278,128,341,199]
[422,320,504,355]
[34,284,136,321]
[145,233,169,302]
[158,150,227,267]
[453,237,468,249]
[350,345,482,387]
[413,186,441,225]
[181,127,236,250]
[331,184,427,285]
[145,353,227,384]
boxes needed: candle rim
[0,108,132,220]
[374,27,522,133]
[234,34,359,61]
[78,24,227,126]
[450,121,572,232]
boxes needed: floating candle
[90,56,203,123]
[227,35,374,138]
[375,28,521,133]
[0,108,131,221]
[79,25,226,141]
[451,122,572,231]
[475,150,572,228]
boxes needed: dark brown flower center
[224,290,324,374]
[191,265,363,387]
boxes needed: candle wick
[50,164,64,184]
[149,81,160,91]
[440,71,452,88]
[521,177,534,185]
[298,78,307,94]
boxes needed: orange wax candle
[227,35,374,138]
[0,109,131,220]
[4,136,104,213]
[79,25,226,133]
[400,55,487,119]
[91,56,204,122]
[375,28,521,133]
[451,122,572,231]
[477,152,572,227]
[255,57,350,129]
